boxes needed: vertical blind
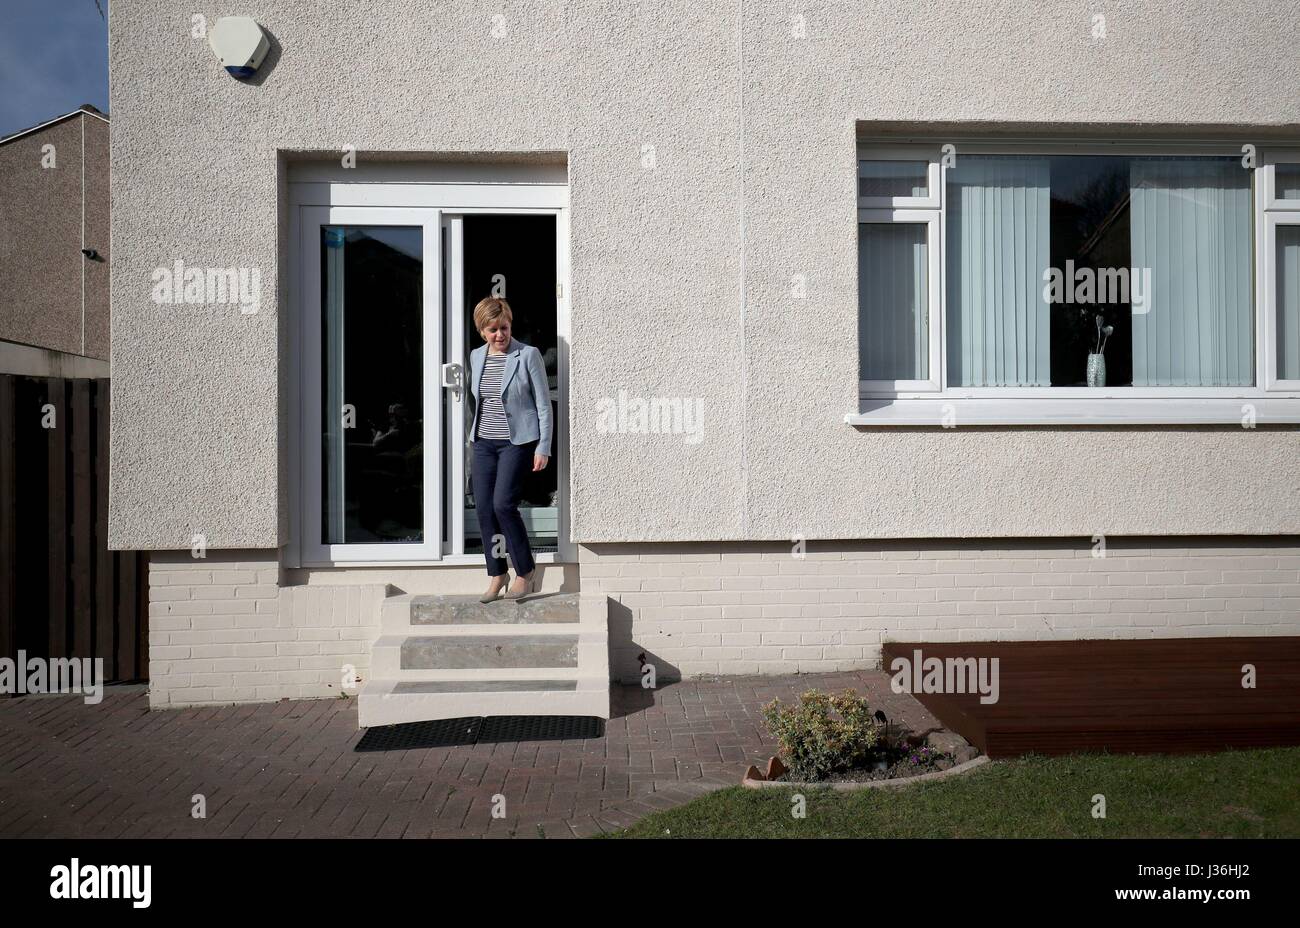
[945,158,1051,386]
[858,222,928,381]
[1130,160,1253,386]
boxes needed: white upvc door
[442,212,467,558]
[299,205,444,563]
[290,168,572,568]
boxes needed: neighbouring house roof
[0,104,108,147]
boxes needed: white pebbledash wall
[582,540,1300,683]
[107,0,1300,552]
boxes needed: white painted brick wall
[146,540,1300,701]
[580,540,1300,683]
[147,551,386,708]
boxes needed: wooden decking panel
[882,637,1300,758]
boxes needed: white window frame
[298,205,445,565]
[857,209,942,393]
[849,139,1300,426]
[1262,149,1300,210]
[285,164,573,567]
[857,146,942,209]
[1262,210,1300,392]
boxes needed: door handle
[441,362,464,399]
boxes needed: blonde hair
[473,296,513,334]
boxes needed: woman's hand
[532,454,549,472]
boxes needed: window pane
[946,157,1051,386]
[1278,225,1300,380]
[859,160,928,199]
[1130,159,1253,386]
[859,223,928,381]
[1277,164,1300,200]
[940,154,1253,388]
[321,226,423,544]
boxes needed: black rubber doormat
[355,717,482,752]
[479,715,604,744]
[355,715,604,752]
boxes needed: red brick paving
[0,671,938,838]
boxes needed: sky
[0,0,109,138]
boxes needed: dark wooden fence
[0,375,147,684]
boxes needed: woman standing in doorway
[468,297,552,602]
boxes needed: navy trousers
[470,437,537,577]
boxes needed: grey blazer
[468,338,553,457]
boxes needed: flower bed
[753,688,980,786]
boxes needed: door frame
[286,164,572,568]
[299,205,444,563]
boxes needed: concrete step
[391,679,579,693]
[367,666,592,683]
[413,592,580,625]
[404,633,578,670]
[361,591,611,727]
[381,591,584,633]
[358,675,609,727]
[371,630,606,677]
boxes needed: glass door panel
[320,225,424,544]
[300,206,442,563]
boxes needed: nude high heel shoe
[503,570,537,602]
[479,576,506,603]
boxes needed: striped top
[475,352,512,439]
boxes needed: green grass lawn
[611,748,1300,838]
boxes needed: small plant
[902,745,947,769]
[761,689,884,781]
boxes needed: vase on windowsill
[1086,352,1107,388]
[1086,315,1113,388]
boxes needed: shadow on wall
[241,25,281,87]
[607,598,682,695]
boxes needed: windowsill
[847,396,1300,426]
[294,551,570,569]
